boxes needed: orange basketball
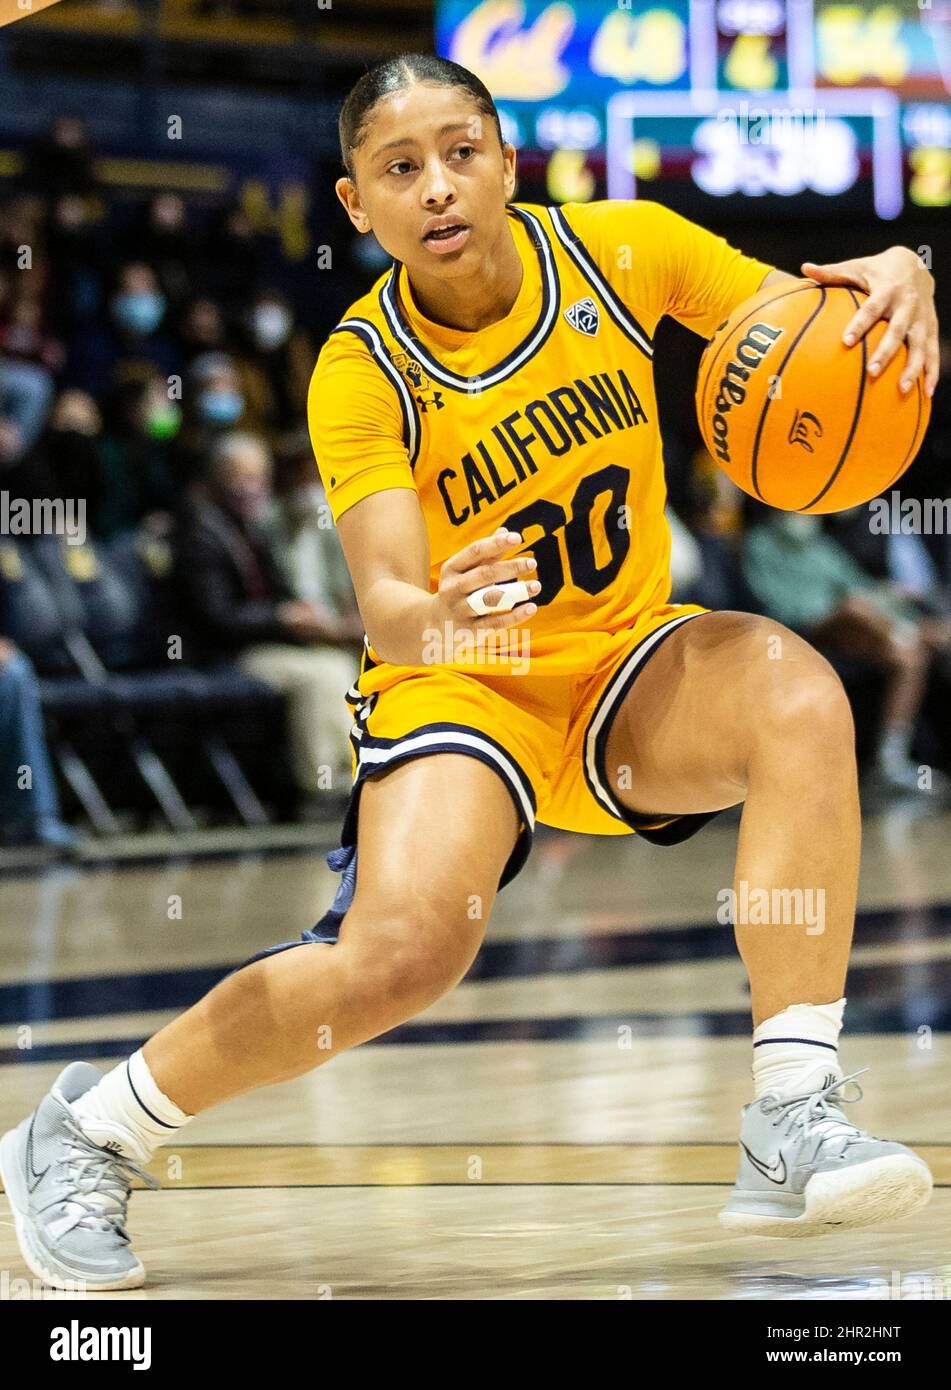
[695,280,931,513]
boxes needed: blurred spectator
[0,639,74,851]
[45,193,109,332]
[0,271,66,374]
[1,353,55,473]
[675,457,757,612]
[234,287,316,437]
[200,202,265,312]
[175,296,232,365]
[188,350,246,427]
[0,195,50,303]
[742,512,949,798]
[94,368,179,539]
[269,429,364,642]
[172,350,248,485]
[827,504,951,626]
[66,260,181,398]
[173,431,358,797]
[20,388,103,515]
[118,193,200,312]
[17,114,99,204]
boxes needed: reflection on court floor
[1,811,948,1300]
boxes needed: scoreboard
[436,0,951,218]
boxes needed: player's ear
[502,143,518,199]
[334,177,368,232]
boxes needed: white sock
[70,1050,193,1163]
[752,999,846,1099]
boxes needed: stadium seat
[0,535,290,831]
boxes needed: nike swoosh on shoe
[741,1143,788,1184]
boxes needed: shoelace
[58,1118,161,1239]
[761,1067,872,1164]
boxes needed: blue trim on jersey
[377,206,561,393]
[352,720,537,833]
[548,206,654,361]
[329,318,421,467]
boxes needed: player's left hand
[799,247,939,398]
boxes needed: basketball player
[1,55,941,1290]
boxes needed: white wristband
[466,580,533,617]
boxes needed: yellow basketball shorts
[337,603,723,890]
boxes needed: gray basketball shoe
[720,1068,933,1236]
[0,1061,160,1290]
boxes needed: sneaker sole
[0,1127,146,1292]
[718,1154,934,1237]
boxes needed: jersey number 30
[502,462,630,607]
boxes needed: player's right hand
[433,527,541,632]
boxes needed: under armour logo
[565,297,600,336]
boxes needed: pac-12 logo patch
[564,297,600,336]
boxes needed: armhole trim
[329,318,421,468]
[547,206,654,360]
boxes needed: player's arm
[310,337,538,666]
[336,495,538,665]
[335,489,436,665]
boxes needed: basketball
[695,280,932,513]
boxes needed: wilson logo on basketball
[708,322,784,465]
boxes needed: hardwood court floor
[1,808,949,1300]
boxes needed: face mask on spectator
[145,400,182,440]
[198,389,244,425]
[112,290,166,335]
[251,305,292,351]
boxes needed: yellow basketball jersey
[308,198,773,677]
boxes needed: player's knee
[348,905,482,1015]
[757,654,855,752]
